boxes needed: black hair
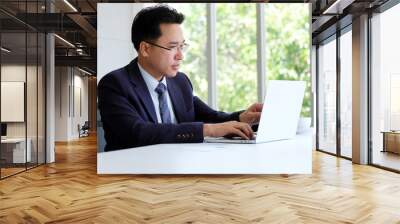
[131,4,185,51]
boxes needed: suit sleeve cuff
[175,122,204,143]
[232,110,245,122]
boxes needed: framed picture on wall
[1,81,25,122]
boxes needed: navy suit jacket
[98,58,242,151]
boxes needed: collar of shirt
[137,62,167,92]
[137,61,177,124]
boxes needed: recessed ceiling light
[78,67,92,76]
[322,0,354,15]
[1,47,11,53]
[54,34,75,48]
[63,0,78,12]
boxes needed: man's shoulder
[170,72,194,90]
[98,62,138,91]
[172,71,190,83]
[100,66,129,83]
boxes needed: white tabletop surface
[1,138,27,143]
[97,129,313,174]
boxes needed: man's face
[144,23,185,78]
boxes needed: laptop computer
[204,80,306,144]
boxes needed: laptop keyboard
[225,132,257,140]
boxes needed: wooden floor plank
[1,134,400,223]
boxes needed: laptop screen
[255,80,305,143]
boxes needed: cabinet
[382,131,400,154]
[0,138,31,165]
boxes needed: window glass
[340,29,352,158]
[1,10,28,178]
[371,4,400,171]
[216,3,257,112]
[318,37,337,154]
[169,3,208,103]
[265,4,311,117]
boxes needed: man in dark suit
[98,5,262,151]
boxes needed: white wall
[72,73,89,138]
[55,67,69,141]
[55,67,89,141]
[97,3,145,83]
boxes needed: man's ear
[139,42,150,57]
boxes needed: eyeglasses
[145,41,189,53]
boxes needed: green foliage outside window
[171,3,311,117]
[217,4,257,112]
[170,4,208,102]
[265,4,311,117]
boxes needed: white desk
[1,138,31,163]
[97,129,312,174]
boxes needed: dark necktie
[155,82,172,124]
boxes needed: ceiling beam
[55,55,96,72]
[322,0,356,14]
[67,13,97,46]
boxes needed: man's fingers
[251,112,261,119]
[255,103,263,111]
[222,121,254,139]
[231,126,249,140]
[250,103,263,112]
[238,124,251,138]
[241,123,253,138]
[248,112,261,123]
[232,122,249,139]
[245,124,254,138]
[234,123,253,139]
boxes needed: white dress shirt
[137,63,177,124]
